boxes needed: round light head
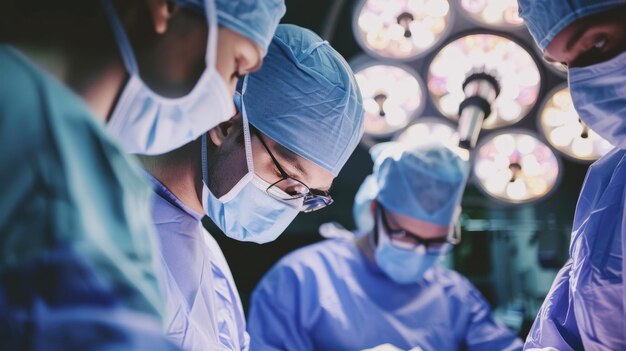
[353,0,452,60]
[395,118,469,160]
[459,0,524,29]
[354,62,425,136]
[428,33,541,129]
[539,85,614,162]
[473,131,561,204]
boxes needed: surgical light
[395,118,469,160]
[353,0,452,60]
[539,85,614,162]
[428,34,541,141]
[459,0,524,28]
[473,132,561,204]
[354,62,425,136]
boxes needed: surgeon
[247,142,523,351]
[0,0,273,348]
[139,24,364,350]
[517,1,626,349]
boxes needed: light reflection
[539,85,613,162]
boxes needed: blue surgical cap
[174,0,285,53]
[216,0,286,53]
[354,142,469,228]
[518,0,626,51]
[242,24,365,176]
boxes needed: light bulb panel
[539,85,614,162]
[428,33,541,130]
[473,131,561,204]
[459,0,524,29]
[353,0,452,60]
[354,62,425,137]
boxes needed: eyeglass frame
[378,206,460,255]
[251,126,334,213]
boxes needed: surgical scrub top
[248,238,523,351]
[525,148,626,350]
[0,46,167,344]
[149,176,249,351]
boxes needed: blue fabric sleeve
[462,281,524,351]
[622,183,626,340]
[248,265,315,351]
[523,261,583,351]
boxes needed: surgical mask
[101,0,232,155]
[200,89,303,244]
[373,212,440,284]
[569,50,626,150]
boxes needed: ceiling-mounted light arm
[396,12,414,38]
[457,71,501,150]
[374,93,388,117]
[578,118,590,139]
[508,162,522,182]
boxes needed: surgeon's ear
[145,0,178,34]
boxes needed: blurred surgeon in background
[247,142,523,351]
[517,0,626,349]
[0,0,259,348]
[139,24,364,350]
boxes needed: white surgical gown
[149,177,249,351]
[524,148,626,350]
[248,238,523,351]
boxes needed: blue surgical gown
[248,239,523,351]
[524,148,626,350]
[149,176,249,351]
[0,46,176,349]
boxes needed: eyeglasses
[252,126,334,213]
[379,207,457,255]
